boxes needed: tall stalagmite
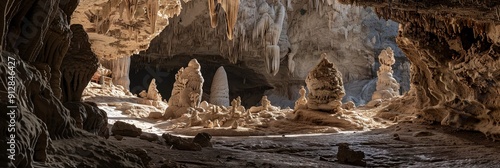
[164,59,204,119]
[371,47,400,100]
[210,66,230,107]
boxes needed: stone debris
[112,121,142,137]
[337,143,366,166]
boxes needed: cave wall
[339,0,500,138]
[0,0,113,167]
[137,0,410,107]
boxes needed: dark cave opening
[130,54,274,108]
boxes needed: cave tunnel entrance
[130,54,274,108]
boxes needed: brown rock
[337,143,366,166]
[140,132,159,142]
[114,135,124,141]
[148,112,163,119]
[192,132,212,148]
[125,148,152,166]
[111,121,142,137]
[162,133,202,151]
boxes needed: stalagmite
[164,59,204,119]
[146,79,162,101]
[210,66,230,107]
[305,54,345,113]
[294,86,308,110]
[368,47,400,106]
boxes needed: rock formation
[140,0,409,108]
[305,54,345,113]
[367,47,400,106]
[164,59,204,119]
[339,0,500,139]
[146,78,162,101]
[101,56,131,89]
[71,0,186,60]
[294,86,308,110]
[207,0,240,40]
[209,66,230,106]
[61,24,99,102]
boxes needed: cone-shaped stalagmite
[305,54,345,113]
[210,66,230,107]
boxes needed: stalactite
[219,0,240,40]
[208,0,218,28]
[147,0,159,33]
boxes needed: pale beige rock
[294,86,308,110]
[209,66,230,107]
[370,47,400,101]
[305,54,345,113]
[164,59,204,119]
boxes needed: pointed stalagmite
[210,66,230,107]
[305,53,345,113]
[147,79,162,101]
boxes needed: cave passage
[130,54,274,108]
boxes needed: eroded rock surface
[339,0,500,138]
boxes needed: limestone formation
[253,1,287,75]
[101,56,131,89]
[210,66,230,107]
[164,59,204,119]
[294,86,308,110]
[207,0,240,40]
[143,1,408,108]
[369,47,400,104]
[61,24,99,102]
[64,102,109,138]
[305,54,345,113]
[339,0,500,139]
[72,0,186,60]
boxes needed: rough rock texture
[162,133,202,151]
[209,66,230,106]
[367,47,400,106]
[61,24,99,102]
[71,0,186,60]
[164,59,204,119]
[305,55,345,113]
[294,86,308,110]
[339,0,500,138]
[63,101,109,138]
[337,143,366,166]
[112,121,142,137]
[135,0,410,107]
[192,132,213,148]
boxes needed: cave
[129,54,273,108]
[1,0,500,167]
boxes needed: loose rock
[337,143,366,166]
[111,121,142,137]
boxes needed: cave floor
[101,122,500,167]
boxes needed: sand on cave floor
[82,82,399,136]
[76,82,500,167]
[52,122,498,168]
